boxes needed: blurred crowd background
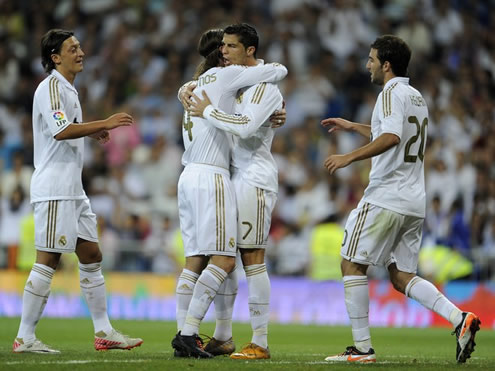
[1,0,494,282]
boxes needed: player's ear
[382,61,391,72]
[51,53,62,66]
[246,46,255,57]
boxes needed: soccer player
[13,29,142,353]
[171,28,287,358]
[321,35,480,364]
[185,23,284,360]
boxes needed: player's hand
[179,82,197,110]
[105,113,133,129]
[324,154,352,174]
[189,91,212,118]
[270,101,286,128]
[90,130,110,144]
[321,117,354,134]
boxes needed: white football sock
[343,275,373,353]
[406,276,463,327]
[213,269,238,341]
[245,264,270,349]
[17,264,54,342]
[175,269,199,332]
[79,262,112,334]
[181,264,227,336]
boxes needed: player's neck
[245,57,257,67]
[382,73,396,87]
[55,67,76,85]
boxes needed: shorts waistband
[185,163,230,176]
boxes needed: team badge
[229,237,236,248]
[58,235,67,247]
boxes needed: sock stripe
[245,266,267,277]
[180,273,199,284]
[24,289,49,299]
[206,266,226,283]
[32,265,54,279]
[81,282,105,289]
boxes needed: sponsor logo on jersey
[53,111,65,120]
[53,111,67,127]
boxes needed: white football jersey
[181,63,287,169]
[363,77,428,217]
[203,82,283,193]
[30,70,85,203]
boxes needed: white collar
[383,76,409,90]
[50,69,78,94]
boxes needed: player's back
[31,70,85,202]
[364,77,428,217]
[181,63,287,170]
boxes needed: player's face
[221,34,249,66]
[54,36,85,75]
[366,48,384,86]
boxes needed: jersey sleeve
[36,78,71,137]
[380,89,404,139]
[203,83,283,139]
[223,63,287,93]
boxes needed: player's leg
[388,216,480,363]
[14,250,60,353]
[230,183,276,359]
[230,248,271,360]
[176,256,208,332]
[206,267,237,355]
[14,200,73,353]
[75,199,142,351]
[173,168,236,358]
[326,202,401,363]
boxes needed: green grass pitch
[0,318,494,370]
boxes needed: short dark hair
[370,35,411,77]
[41,29,74,73]
[223,23,259,58]
[194,29,224,79]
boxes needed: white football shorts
[178,164,237,257]
[341,200,424,273]
[233,173,277,249]
[34,198,99,253]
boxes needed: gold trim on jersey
[251,82,267,104]
[256,188,265,245]
[215,174,226,251]
[49,77,61,110]
[211,109,249,125]
[347,202,370,258]
[46,201,58,249]
[382,82,398,118]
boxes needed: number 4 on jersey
[183,112,193,141]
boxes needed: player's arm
[54,113,133,140]
[321,117,371,139]
[226,63,287,92]
[190,84,283,139]
[324,133,399,174]
[37,83,133,141]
